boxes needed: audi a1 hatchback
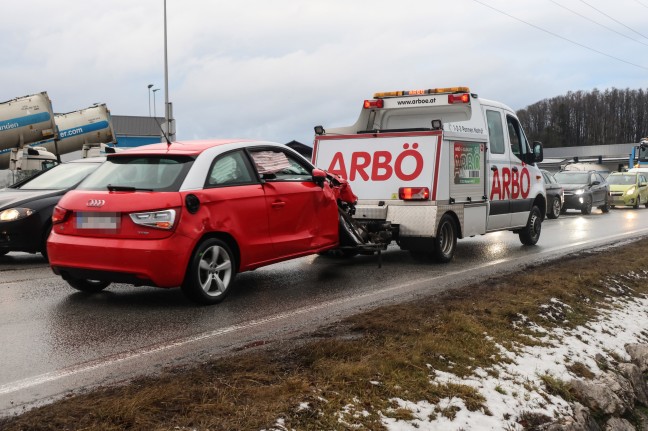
[47,139,354,305]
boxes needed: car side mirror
[312,168,327,187]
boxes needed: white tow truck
[312,86,546,261]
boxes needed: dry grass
[2,240,648,430]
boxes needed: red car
[47,139,356,305]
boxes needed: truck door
[505,115,535,227]
[484,108,511,230]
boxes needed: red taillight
[363,99,384,109]
[448,93,470,104]
[52,206,71,225]
[399,187,430,200]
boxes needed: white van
[313,86,546,261]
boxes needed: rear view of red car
[47,139,354,305]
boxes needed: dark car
[0,158,104,259]
[541,169,563,219]
[553,170,610,215]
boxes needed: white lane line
[2,228,648,396]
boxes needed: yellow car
[607,172,648,209]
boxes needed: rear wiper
[107,184,153,192]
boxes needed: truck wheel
[433,214,457,263]
[519,206,542,246]
[182,238,236,305]
[66,278,111,293]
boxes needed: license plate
[76,212,120,230]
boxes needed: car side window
[506,116,530,160]
[249,149,312,181]
[206,150,255,187]
[486,110,505,155]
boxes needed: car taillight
[129,209,176,230]
[448,93,470,104]
[399,187,430,200]
[363,99,384,109]
[52,206,71,225]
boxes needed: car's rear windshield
[17,162,100,190]
[554,172,589,184]
[77,156,194,191]
[607,174,636,185]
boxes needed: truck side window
[486,110,505,154]
[506,116,530,161]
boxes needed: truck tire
[433,214,457,263]
[519,206,542,246]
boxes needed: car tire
[548,197,561,219]
[600,198,610,213]
[66,278,111,293]
[41,223,52,261]
[634,196,640,209]
[432,214,457,263]
[519,206,542,246]
[182,238,236,305]
[581,196,592,215]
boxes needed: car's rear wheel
[66,278,111,293]
[548,197,561,219]
[182,238,236,305]
[519,206,542,246]
[581,197,592,215]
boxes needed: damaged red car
[47,139,357,305]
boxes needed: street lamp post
[147,84,153,116]
[152,89,160,118]
[163,0,175,141]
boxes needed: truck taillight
[399,187,430,200]
[52,206,71,224]
[448,93,470,104]
[363,99,384,109]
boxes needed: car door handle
[271,201,286,209]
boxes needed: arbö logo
[326,143,424,181]
[490,166,531,200]
[86,199,105,207]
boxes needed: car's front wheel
[66,278,111,293]
[182,238,236,305]
[634,196,640,209]
[548,196,561,219]
[519,206,542,245]
[581,196,592,215]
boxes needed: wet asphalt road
[1,207,648,414]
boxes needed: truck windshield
[17,162,100,190]
[77,156,194,192]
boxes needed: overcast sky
[2,0,647,147]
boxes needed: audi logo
[86,199,106,207]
